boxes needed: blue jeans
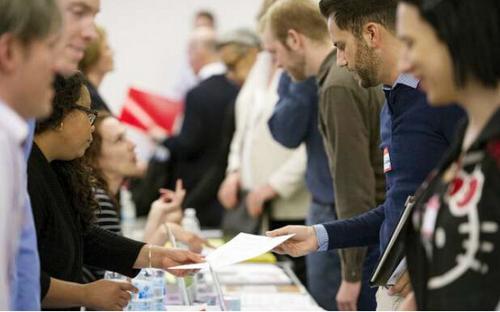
[306,202,379,311]
[306,202,341,310]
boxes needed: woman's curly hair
[83,111,120,209]
[36,72,99,232]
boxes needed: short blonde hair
[78,26,107,74]
[256,0,279,22]
[262,0,330,45]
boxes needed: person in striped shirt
[84,112,208,282]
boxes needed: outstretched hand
[266,225,319,257]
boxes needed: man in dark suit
[164,29,260,227]
[182,29,261,227]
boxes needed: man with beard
[267,0,465,310]
[261,0,385,309]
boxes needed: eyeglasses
[221,46,250,71]
[71,104,98,126]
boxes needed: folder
[369,195,415,287]
[119,87,183,135]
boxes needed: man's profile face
[262,25,307,81]
[9,34,60,119]
[327,16,381,88]
[54,0,100,76]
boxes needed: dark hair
[36,73,87,133]
[83,111,119,208]
[0,0,62,45]
[36,72,99,231]
[399,0,500,88]
[319,0,398,36]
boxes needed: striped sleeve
[83,188,123,283]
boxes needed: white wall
[96,0,262,114]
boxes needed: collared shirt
[198,62,226,81]
[11,118,41,310]
[316,74,464,254]
[0,100,29,310]
[384,73,419,90]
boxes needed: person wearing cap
[183,29,261,213]
[218,34,311,285]
[216,28,261,86]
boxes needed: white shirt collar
[198,62,226,81]
[0,98,29,146]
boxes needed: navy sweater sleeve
[323,204,384,249]
[268,72,316,148]
[321,88,465,252]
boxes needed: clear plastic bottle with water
[128,270,154,311]
[181,208,201,234]
[127,269,166,311]
[150,269,167,310]
[120,186,136,226]
[180,208,201,302]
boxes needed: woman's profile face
[58,85,95,160]
[97,117,139,178]
[396,3,458,105]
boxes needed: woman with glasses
[396,0,500,309]
[28,72,203,310]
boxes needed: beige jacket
[227,52,310,221]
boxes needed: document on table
[169,233,295,270]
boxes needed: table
[122,218,322,311]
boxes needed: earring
[58,122,64,130]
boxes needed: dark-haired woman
[396,0,500,309]
[28,72,202,310]
[82,113,208,282]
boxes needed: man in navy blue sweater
[267,0,465,309]
[263,2,386,309]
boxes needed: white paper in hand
[169,233,295,270]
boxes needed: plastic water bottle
[180,208,201,302]
[181,208,201,234]
[120,186,136,232]
[103,271,132,311]
[151,269,167,310]
[128,269,167,311]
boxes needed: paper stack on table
[170,233,294,270]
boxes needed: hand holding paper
[266,225,319,257]
[170,233,295,270]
